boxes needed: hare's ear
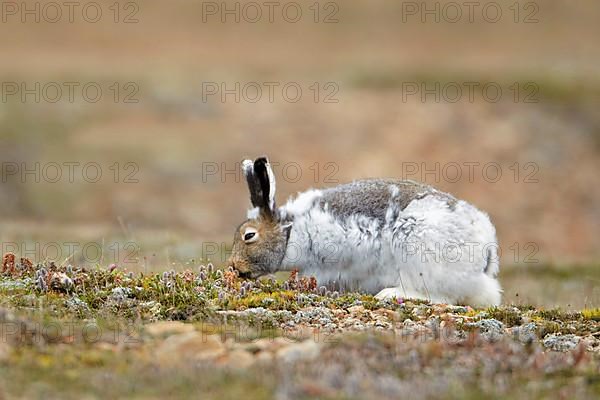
[241,157,277,219]
[253,156,277,219]
[242,159,263,209]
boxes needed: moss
[537,320,562,337]
[582,308,600,321]
[486,307,523,326]
[229,291,299,311]
[535,308,581,322]
[464,309,480,318]
[396,308,414,322]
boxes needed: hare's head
[228,157,292,278]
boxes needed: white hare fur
[231,158,502,307]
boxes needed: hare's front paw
[375,287,405,301]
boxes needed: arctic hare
[228,157,502,306]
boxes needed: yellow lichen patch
[582,308,600,321]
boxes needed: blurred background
[0,0,598,308]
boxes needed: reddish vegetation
[2,253,34,277]
[1,253,15,275]
[287,269,318,292]
[224,269,238,289]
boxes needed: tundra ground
[0,255,598,399]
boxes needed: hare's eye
[243,228,259,243]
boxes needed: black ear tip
[254,156,269,167]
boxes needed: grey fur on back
[317,179,457,223]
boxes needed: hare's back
[318,179,456,222]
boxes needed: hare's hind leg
[461,274,502,307]
[375,287,402,301]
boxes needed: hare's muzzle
[237,270,252,279]
[228,258,253,279]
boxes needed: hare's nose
[237,270,252,279]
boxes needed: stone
[65,296,90,315]
[255,350,274,364]
[154,332,225,365]
[375,308,398,321]
[542,334,581,352]
[217,349,255,369]
[412,305,431,318]
[511,322,538,344]
[470,319,504,342]
[446,305,469,314]
[401,319,420,335]
[373,319,392,329]
[347,305,365,314]
[109,287,132,303]
[276,340,321,363]
[145,321,196,337]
